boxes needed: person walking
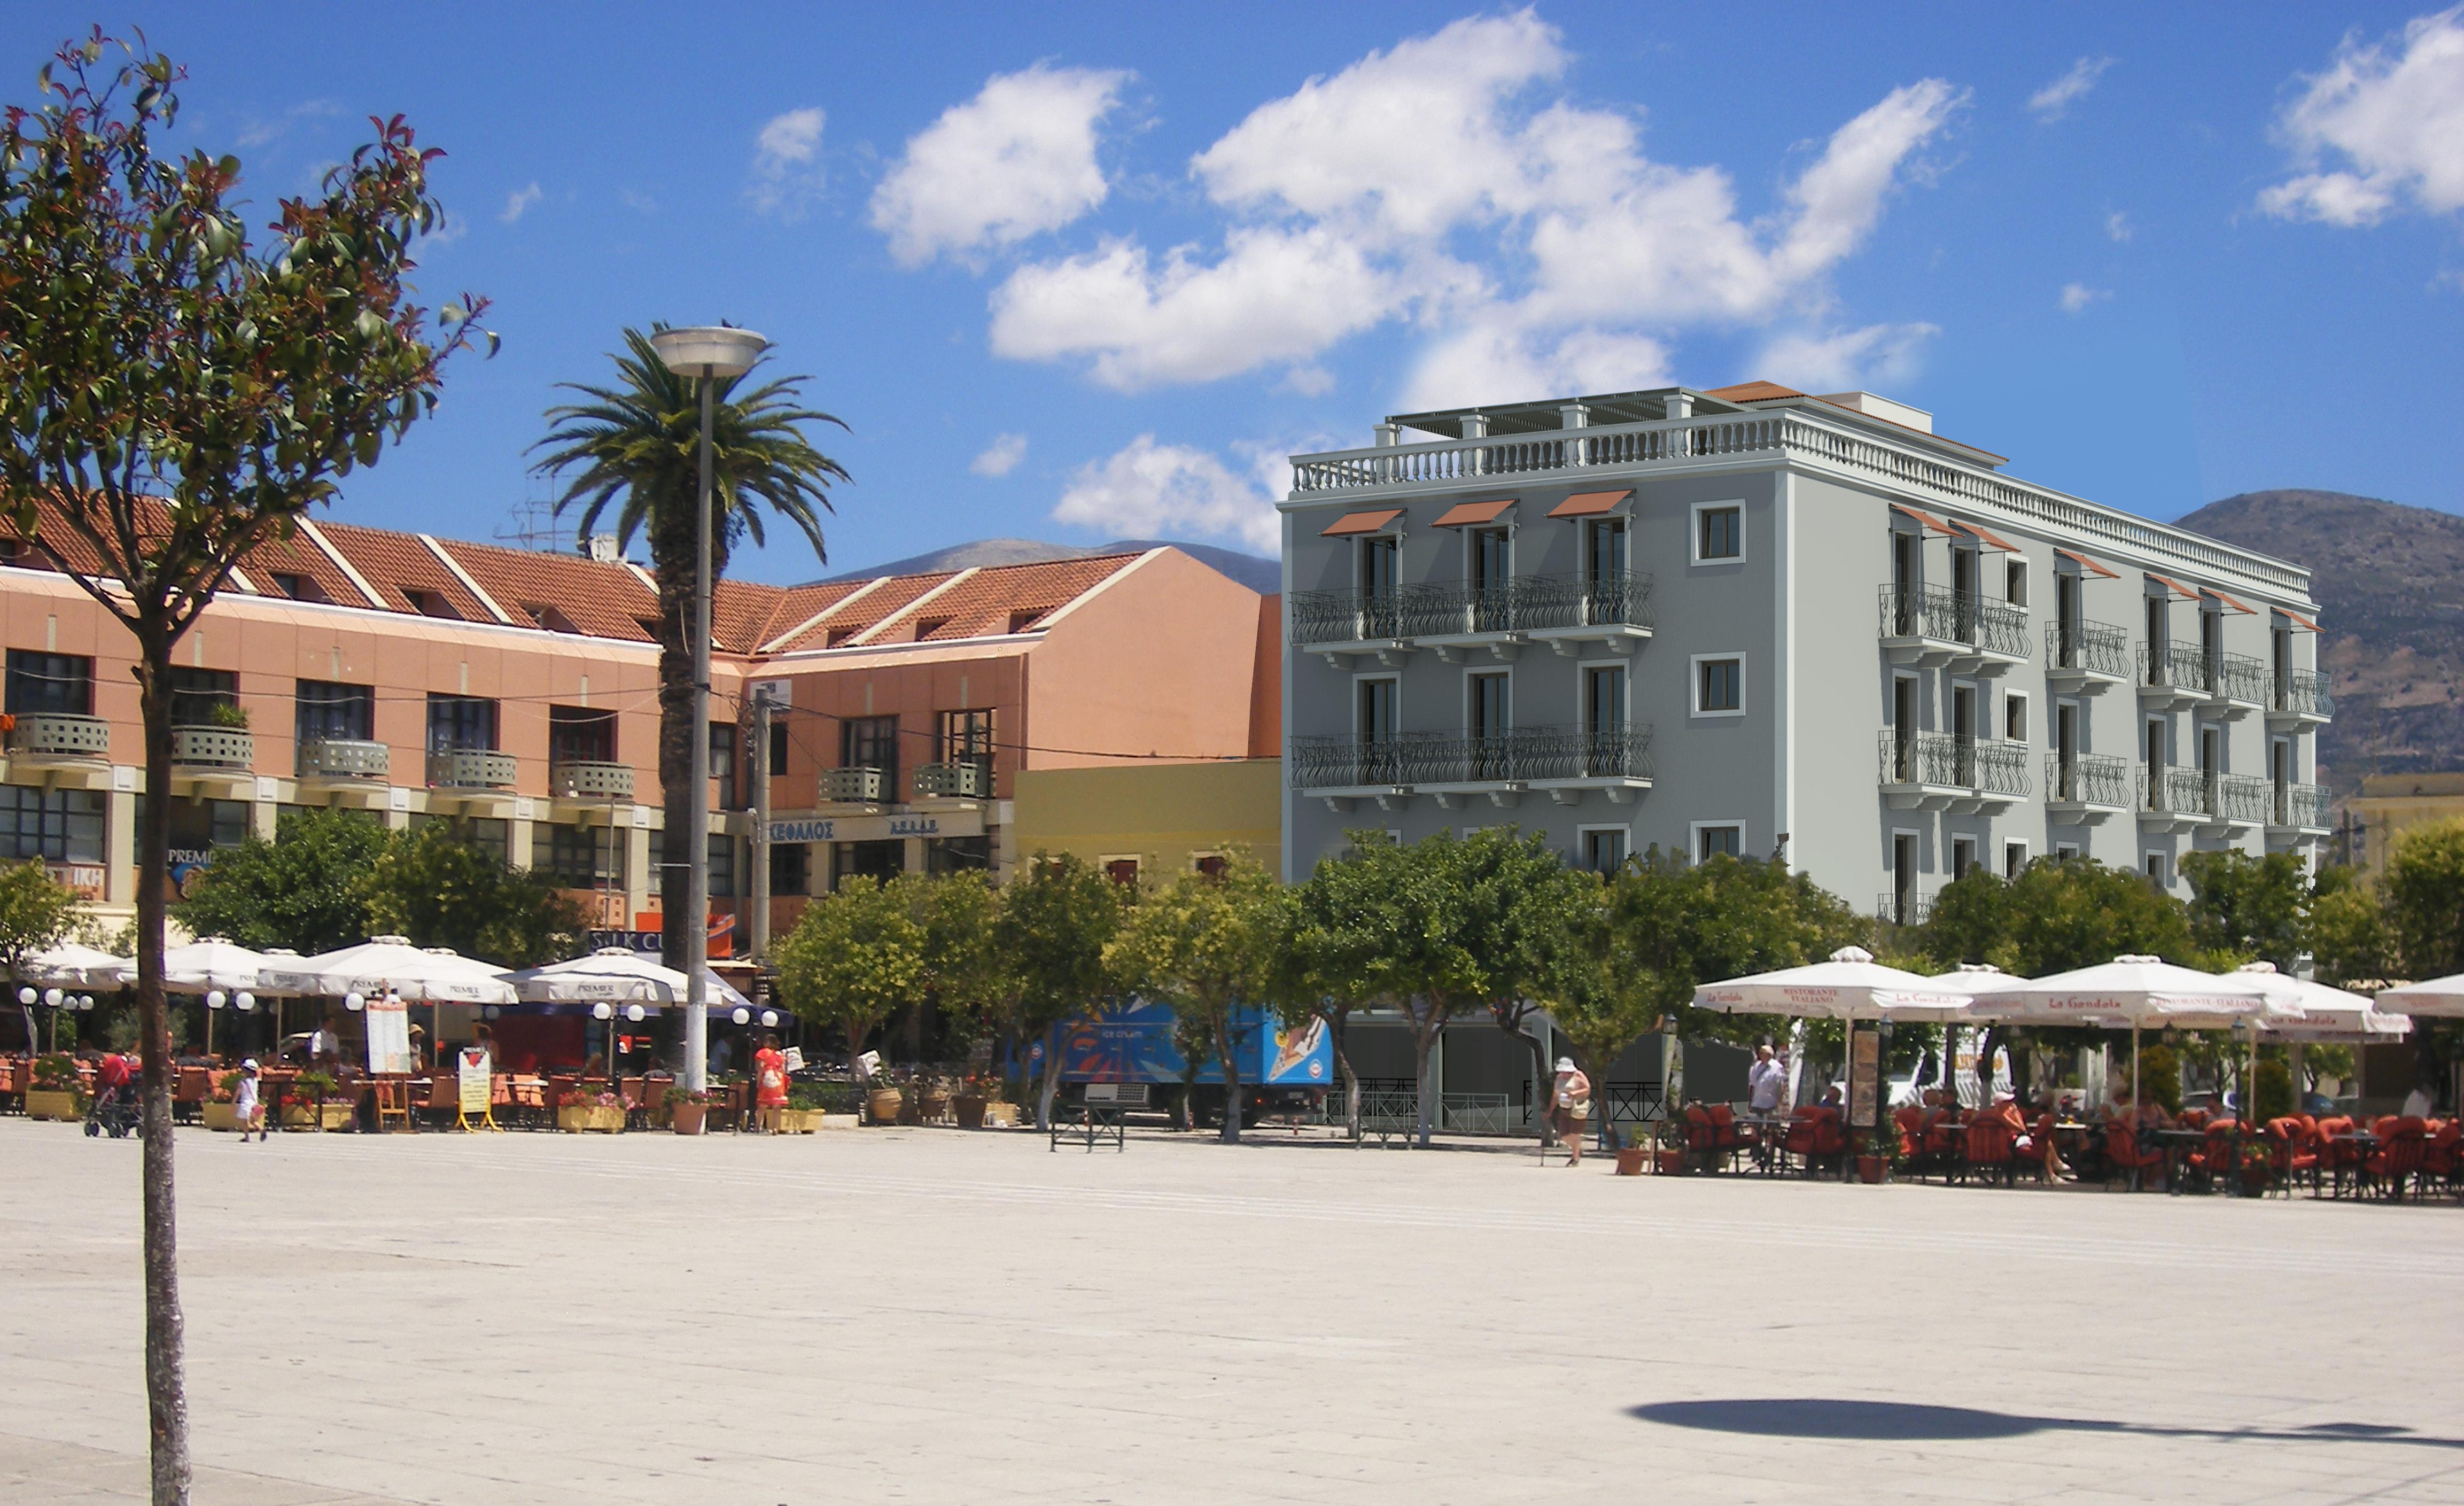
[1746,1042,1787,1167]
[234,1058,267,1143]
[1548,1057,1592,1167]
[752,1032,789,1133]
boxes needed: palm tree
[531,326,849,984]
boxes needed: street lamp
[648,323,766,1098]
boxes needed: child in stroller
[85,1051,137,1138]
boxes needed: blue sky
[6,4,2463,583]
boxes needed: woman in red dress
[753,1032,789,1132]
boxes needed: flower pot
[866,1089,903,1125]
[1855,1155,1886,1185]
[280,1103,354,1131]
[1613,1146,1650,1176]
[954,1094,988,1130]
[670,1103,706,1136]
[1653,1148,1685,1175]
[202,1101,243,1132]
[915,1092,950,1124]
[558,1105,625,1133]
[25,1088,84,1122]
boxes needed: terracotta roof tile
[774,571,956,651]
[239,522,370,605]
[434,537,662,643]
[892,555,1140,642]
[1704,380,1805,404]
[316,519,493,621]
[717,578,849,654]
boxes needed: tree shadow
[1630,1399,2464,1450]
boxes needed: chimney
[1558,402,1590,430]
[587,533,620,563]
[1459,413,1489,440]
[1664,391,1693,421]
[1374,422,1400,448]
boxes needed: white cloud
[2028,57,2114,122]
[500,183,542,225]
[750,107,827,217]
[2059,282,2110,314]
[2105,209,2134,242]
[1051,435,1286,552]
[236,98,339,148]
[1753,322,1938,392]
[2260,7,2464,225]
[872,64,1130,267]
[970,433,1029,477]
[976,11,1964,405]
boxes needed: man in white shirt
[1746,1043,1786,1166]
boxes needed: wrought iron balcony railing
[2273,669,2334,719]
[1876,585,2028,658]
[2046,618,2130,679]
[1876,890,1932,927]
[2140,641,2214,695]
[1291,724,1653,788]
[2271,781,2331,829]
[1876,731,2028,794]
[298,737,388,781]
[2139,766,2268,823]
[2045,752,2129,806]
[1291,570,1653,646]
[2212,652,2269,706]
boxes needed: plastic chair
[1681,1104,1718,1172]
[2103,1121,2164,1191]
[2366,1117,2430,1201]
[372,1078,415,1134]
[174,1066,211,1124]
[1962,1118,2018,1187]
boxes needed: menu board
[1849,1025,1882,1128]
[366,997,411,1076]
[457,1048,492,1113]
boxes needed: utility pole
[751,690,773,961]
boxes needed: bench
[1050,1082,1142,1152]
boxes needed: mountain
[816,537,1280,594]
[2175,489,2464,788]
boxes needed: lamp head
[15,987,33,1005]
[731,1007,750,1026]
[592,1002,613,1022]
[760,1009,779,1028]
[648,325,766,381]
[624,1004,647,1023]
[344,991,365,1012]
[43,988,62,1007]
[206,990,226,1010]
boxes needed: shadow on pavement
[1629,1399,2464,1450]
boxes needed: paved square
[3,1118,2459,1505]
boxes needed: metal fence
[2046,618,2130,679]
[2046,752,2129,806]
[1877,585,2029,658]
[1292,724,1653,789]
[1877,731,2026,794]
[2275,669,2334,719]
[1291,570,1654,646]
[2273,781,2331,829]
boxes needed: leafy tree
[898,870,1011,1049]
[1451,831,1600,1143]
[2180,849,2308,968]
[173,809,388,953]
[359,822,585,966]
[531,328,848,983]
[2383,819,2464,1097]
[1535,904,1663,1145]
[993,853,1130,1129]
[1104,853,1291,1143]
[0,36,487,1499]
[774,877,926,1062]
[2306,871,2392,987]
[0,859,85,1055]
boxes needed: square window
[1695,656,1743,715]
[1950,837,1977,882]
[1580,828,1628,874]
[1696,503,1743,562]
[2004,693,2027,743]
[1696,824,1742,862]
[2144,851,2167,884]
[769,842,810,897]
[2054,842,2080,860]
[2006,559,2028,607]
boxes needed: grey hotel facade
[1277,382,2333,920]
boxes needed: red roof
[1705,381,1806,404]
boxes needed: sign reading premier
[769,809,983,844]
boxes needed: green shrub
[2253,1058,2295,1123]
[2137,1043,2182,1116]
[29,1052,79,1090]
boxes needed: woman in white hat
[1548,1057,1592,1167]
[234,1059,266,1142]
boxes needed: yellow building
[2348,772,2464,876]
[1009,759,1281,883]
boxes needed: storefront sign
[1849,1026,1881,1128]
[45,861,104,901]
[769,809,983,844]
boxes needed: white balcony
[2043,754,2128,827]
[819,766,887,804]
[2264,782,2333,845]
[1878,587,2027,676]
[5,711,108,763]
[1878,732,2028,814]
[913,761,989,799]
[2044,620,2128,696]
[2265,671,2334,731]
[550,759,635,802]
[299,738,389,782]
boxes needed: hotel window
[1104,857,1141,886]
[930,836,993,874]
[1357,677,1397,742]
[2004,692,2027,743]
[136,795,248,860]
[1586,516,1628,582]
[0,785,104,862]
[841,715,900,793]
[1695,656,1743,716]
[707,834,736,898]
[5,651,92,716]
[770,842,810,897]
[938,709,994,776]
[1696,503,1743,562]
[2006,559,2028,607]
[548,706,617,766]
[2144,851,2167,885]
[2004,841,2028,880]
[410,813,510,867]
[1950,836,1977,882]
[427,695,498,752]
[1193,852,1230,879]
[297,681,374,743]
[711,723,738,810]
[1697,825,1743,862]
[167,667,238,726]
[542,824,621,888]
[1581,828,1628,874]
[768,720,790,777]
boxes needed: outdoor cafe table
[1738,1115,1790,1174]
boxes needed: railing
[914,760,990,798]
[819,766,886,803]
[298,737,388,781]
[1877,891,1933,926]
[550,759,635,801]
[2212,653,2269,706]
[1971,740,2030,796]
[1291,570,1653,645]
[2274,669,2334,719]
[1879,732,2029,795]
[1291,725,1654,788]
[1327,1081,1514,1138]
[2271,782,2331,829]
[1877,585,2028,657]
[2046,618,2130,679]
[2139,766,2269,823]
[425,747,517,791]
[2140,641,2214,695]
[2045,753,2129,806]
[169,725,252,771]
[4,711,108,759]
[1288,407,2312,598]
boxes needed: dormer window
[913,617,950,640]
[270,571,327,602]
[524,602,580,634]
[403,588,460,620]
[1007,609,1043,634]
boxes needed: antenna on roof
[493,488,568,553]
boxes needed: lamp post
[647,324,766,1096]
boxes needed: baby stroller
[85,1055,138,1138]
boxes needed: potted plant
[203,1069,244,1132]
[1855,1123,1897,1185]
[664,1084,710,1136]
[279,1069,351,1131]
[556,1086,625,1133]
[865,1077,903,1126]
[910,1070,954,1125]
[26,1052,85,1121]
[1643,1116,1686,1175]
[953,1069,1006,1129]
[206,700,250,729]
[1613,1123,1652,1177]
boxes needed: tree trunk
[1218,1012,1243,1145]
[654,530,697,1070]
[135,634,191,1506]
[1036,1045,1062,1132]
[1327,1005,1359,1140]
[1409,998,1441,1148]
[1494,1003,1552,1143]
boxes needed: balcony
[914,760,990,799]
[1878,732,2028,814]
[1877,586,2027,674]
[1876,891,1933,927]
[1292,571,1653,666]
[550,759,635,802]
[2044,619,2129,694]
[298,738,389,782]
[2267,670,2334,729]
[1290,724,1653,812]
[169,724,252,772]
[426,747,517,792]
[2207,653,2269,720]
[2136,641,2211,710]
[818,766,887,804]
[4,711,108,763]
[2265,781,2333,843]
[2044,753,2129,826]
[2136,766,2266,834]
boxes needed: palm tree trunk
[654,525,697,1068]
[135,630,192,1506]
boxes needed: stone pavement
[3,1117,2460,1505]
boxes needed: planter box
[558,1105,625,1133]
[772,1108,824,1134]
[279,1103,355,1131]
[26,1088,85,1121]
[819,1112,861,1130]
[202,1102,243,1132]
[865,1090,903,1125]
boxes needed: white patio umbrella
[506,948,753,1013]
[26,941,133,987]
[1988,955,2284,1112]
[2240,964,2408,1042]
[1697,946,1975,1138]
[258,936,517,1004]
[120,937,274,994]
[2375,973,2464,1019]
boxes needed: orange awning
[2206,589,2257,615]
[1890,503,1955,535]
[1320,509,1404,538]
[2053,547,2118,579]
[2146,572,2200,601]
[1432,498,1515,527]
[2286,610,2321,632]
[1948,518,2019,552]
[1546,489,1633,519]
